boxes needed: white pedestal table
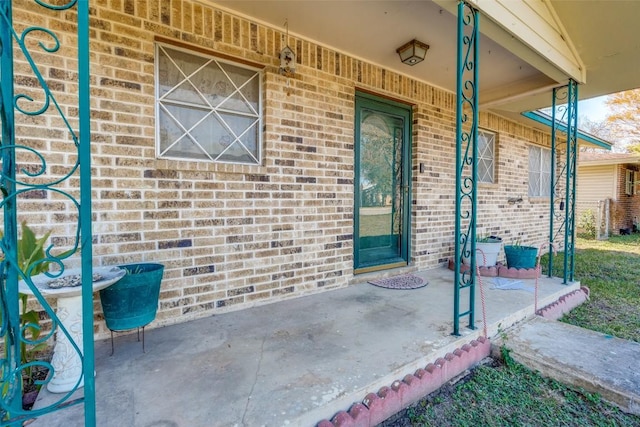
[19,266,125,393]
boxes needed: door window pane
[356,106,406,269]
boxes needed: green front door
[354,93,411,273]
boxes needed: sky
[541,94,611,125]
[578,95,609,122]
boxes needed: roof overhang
[210,1,640,118]
[521,111,612,150]
[433,0,585,84]
[579,156,640,167]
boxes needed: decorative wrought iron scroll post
[563,80,578,282]
[548,80,578,283]
[78,1,95,424]
[453,1,479,336]
[0,0,94,425]
[0,1,21,423]
[548,88,558,279]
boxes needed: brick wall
[613,164,640,233]
[11,0,563,337]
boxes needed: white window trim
[154,43,263,165]
[625,169,635,195]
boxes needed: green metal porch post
[564,80,578,282]
[78,1,96,424]
[0,1,94,425]
[548,81,578,284]
[453,1,479,336]
[548,87,558,278]
[0,1,22,424]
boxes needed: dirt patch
[22,366,49,410]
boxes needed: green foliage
[549,236,640,342]
[605,89,640,149]
[19,296,48,374]
[17,221,53,277]
[577,209,597,239]
[394,358,640,427]
[500,345,515,369]
[506,238,522,248]
[0,221,53,276]
[359,120,397,207]
[0,222,55,383]
[477,234,502,244]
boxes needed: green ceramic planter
[504,245,538,269]
[99,263,164,331]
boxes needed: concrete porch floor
[30,266,579,427]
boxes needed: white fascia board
[580,158,640,167]
[435,0,586,83]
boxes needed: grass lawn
[383,353,639,427]
[381,235,640,426]
[553,235,640,342]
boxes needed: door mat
[368,274,427,290]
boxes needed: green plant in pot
[0,221,71,409]
[504,240,538,269]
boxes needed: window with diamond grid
[528,145,551,197]
[156,44,262,164]
[477,130,495,184]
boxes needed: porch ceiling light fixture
[396,39,429,66]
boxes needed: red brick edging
[316,336,491,427]
[447,259,541,279]
[536,286,590,320]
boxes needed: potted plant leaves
[0,221,72,408]
[99,262,164,354]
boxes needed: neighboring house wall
[12,1,564,337]
[576,164,615,233]
[577,162,640,235]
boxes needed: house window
[528,146,551,197]
[477,130,495,184]
[625,169,635,195]
[156,44,262,164]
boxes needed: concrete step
[503,316,640,415]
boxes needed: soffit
[210,0,552,106]
[492,0,640,114]
[209,1,640,116]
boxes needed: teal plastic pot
[504,246,538,269]
[99,263,164,331]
